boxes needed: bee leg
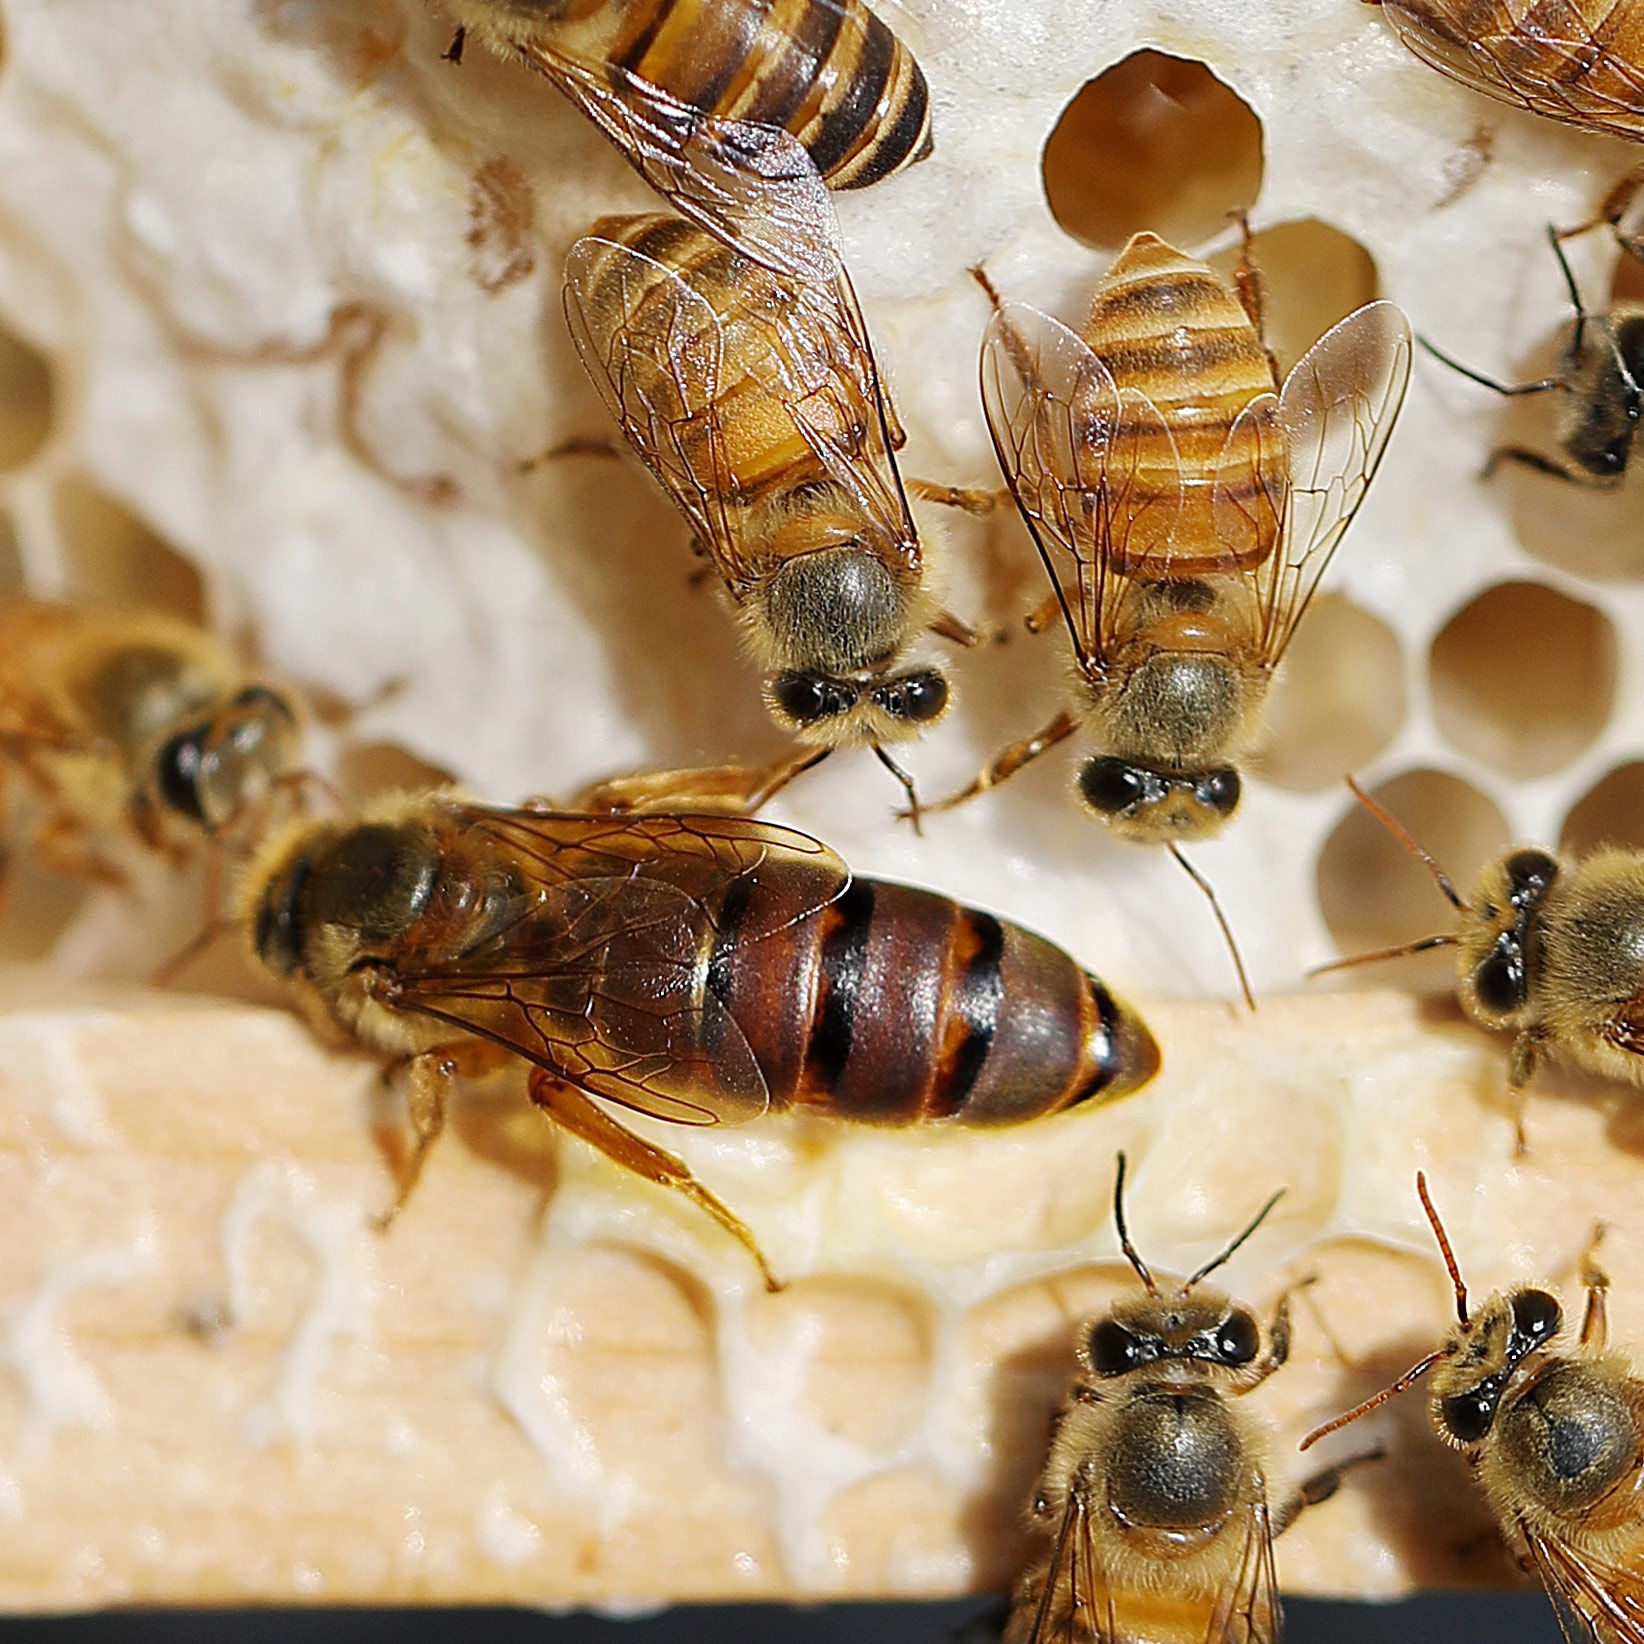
[928,609,984,647]
[1243,1281,1312,1390]
[441,25,466,64]
[1506,1033,1541,1155]
[1024,593,1063,635]
[903,710,1079,821]
[1557,163,1644,262]
[1228,209,1279,380]
[373,1041,512,1231]
[518,436,626,474]
[526,1070,782,1291]
[1271,1448,1384,1536]
[570,747,830,817]
[1483,445,1621,488]
[1580,1229,1610,1351]
[905,477,1006,516]
[32,813,127,888]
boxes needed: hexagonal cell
[1206,218,1379,377]
[1316,768,1509,985]
[1042,52,1263,252]
[1257,593,1406,793]
[1428,581,1615,780]
[53,478,204,621]
[0,317,54,472]
[1562,761,1644,856]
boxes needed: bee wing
[1523,1522,1644,1644]
[517,43,845,287]
[1203,1493,1282,1644]
[1016,1493,1119,1644]
[563,235,919,594]
[980,301,1184,675]
[376,806,850,1128]
[1247,299,1412,667]
[1381,0,1644,135]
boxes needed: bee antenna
[1185,1187,1286,1292]
[1298,1347,1450,1452]
[1112,1153,1158,1297]
[1168,844,1255,1012]
[1344,776,1468,913]
[1417,1171,1469,1326]
[1308,932,1459,977]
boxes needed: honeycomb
[0,0,1642,1620]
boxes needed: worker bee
[1010,1153,1367,1644]
[937,234,1411,843]
[0,599,303,884]
[563,211,981,810]
[1423,226,1644,488]
[240,794,1160,1289]
[1369,0,1644,147]
[1303,1174,1644,1644]
[1321,778,1644,1144]
[443,0,928,283]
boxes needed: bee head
[1077,757,1241,842]
[766,665,949,745]
[1430,1287,1563,1448]
[147,685,302,834]
[1456,848,1559,1028]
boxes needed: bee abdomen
[597,0,930,187]
[706,870,1159,1123]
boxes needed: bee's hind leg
[1272,1448,1384,1536]
[527,1069,783,1292]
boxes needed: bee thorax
[759,547,911,674]
[1103,652,1246,768]
[1105,1389,1243,1532]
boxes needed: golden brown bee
[938,234,1411,846]
[1370,0,1644,146]
[0,599,303,883]
[1304,1174,1644,1644]
[1011,1153,1365,1644]
[1324,779,1644,1140]
[564,210,977,806]
[444,0,928,282]
[240,793,1160,1288]
[1423,227,1644,488]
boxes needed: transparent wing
[1015,1493,1115,1644]
[1382,0,1644,136]
[979,301,1184,676]
[564,235,919,593]
[1252,299,1412,666]
[1203,1494,1282,1644]
[377,805,849,1128]
[1523,1522,1644,1644]
[520,45,846,287]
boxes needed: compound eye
[1079,758,1147,817]
[770,672,855,724]
[154,728,208,824]
[874,670,948,723]
[1215,1309,1260,1366]
[1503,849,1558,905]
[1439,1388,1495,1445]
[1473,935,1527,1016]
[1511,1289,1562,1350]
[1195,767,1241,818]
[1088,1318,1144,1376]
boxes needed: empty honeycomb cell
[1257,594,1406,792]
[0,317,53,471]
[1316,768,1509,975]
[1427,581,1615,779]
[1206,219,1379,377]
[1561,761,1644,856]
[1041,52,1263,252]
[52,478,204,622]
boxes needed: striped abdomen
[703,864,1159,1123]
[1082,233,1281,577]
[578,212,869,502]
[535,0,931,186]
[1383,0,1644,141]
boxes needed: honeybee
[563,211,980,809]
[1369,0,1644,146]
[1011,1153,1366,1644]
[240,794,1160,1289]
[1322,777,1644,1143]
[936,235,1411,846]
[0,599,303,883]
[444,0,928,283]
[1423,227,1644,488]
[1303,1174,1644,1644]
